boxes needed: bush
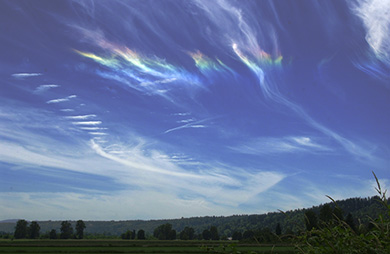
[296,172,390,254]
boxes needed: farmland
[0,240,295,254]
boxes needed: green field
[0,240,296,254]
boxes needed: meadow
[0,239,295,254]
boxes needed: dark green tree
[275,223,282,236]
[60,221,73,239]
[232,231,242,240]
[75,220,86,239]
[210,226,219,240]
[319,204,333,224]
[169,229,177,240]
[137,229,145,240]
[179,226,195,240]
[242,230,254,240]
[28,221,40,239]
[304,210,318,231]
[153,223,176,240]
[14,220,28,239]
[202,229,211,240]
[121,230,133,240]
[345,213,356,232]
[49,229,57,239]
[333,206,344,221]
[258,227,275,243]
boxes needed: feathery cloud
[12,73,42,79]
[72,121,102,125]
[34,84,60,93]
[47,95,77,104]
[65,114,97,120]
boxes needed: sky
[0,0,389,221]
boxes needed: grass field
[0,240,296,253]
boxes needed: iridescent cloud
[188,50,235,77]
[232,43,283,99]
[74,34,200,96]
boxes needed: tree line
[11,220,86,239]
[2,195,386,241]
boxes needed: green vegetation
[75,220,86,239]
[0,240,295,254]
[1,196,386,239]
[1,173,388,254]
[296,172,390,253]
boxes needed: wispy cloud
[232,136,330,155]
[164,118,209,134]
[89,132,107,136]
[352,0,390,65]
[140,78,178,86]
[89,138,286,207]
[34,84,60,94]
[72,121,102,125]
[79,127,107,131]
[47,95,77,104]
[72,30,201,100]
[60,109,75,112]
[173,112,191,116]
[349,0,390,82]
[177,119,195,123]
[65,114,97,120]
[194,0,379,163]
[12,73,42,79]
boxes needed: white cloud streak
[89,132,107,136]
[196,0,379,163]
[164,118,212,134]
[34,84,60,93]
[233,136,330,155]
[79,127,107,131]
[65,114,97,120]
[47,95,77,104]
[353,0,390,65]
[72,121,102,125]
[11,73,42,79]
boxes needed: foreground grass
[0,240,295,254]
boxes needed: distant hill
[0,196,387,236]
[0,219,19,224]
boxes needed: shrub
[296,172,390,254]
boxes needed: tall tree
[75,220,86,239]
[60,221,73,239]
[319,204,333,224]
[242,230,254,240]
[304,210,318,231]
[169,229,177,240]
[202,229,211,240]
[137,229,145,240]
[153,223,176,240]
[333,207,344,221]
[210,226,219,240]
[232,231,242,240]
[14,220,28,239]
[345,213,356,232]
[179,226,195,240]
[121,230,132,240]
[49,229,57,239]
[28,221,40,239]
[275,223,282,236]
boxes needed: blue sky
[0,0,389,220]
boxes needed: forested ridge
[0,196,387,237]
